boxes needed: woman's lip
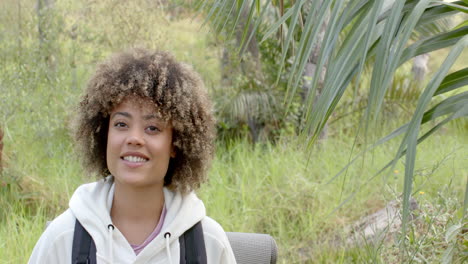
[121,158,147,168]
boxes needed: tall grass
[200,132,466,263]
[1,131,466,263]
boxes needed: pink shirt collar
[130,205,167,255]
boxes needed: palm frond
[198,0,468,246]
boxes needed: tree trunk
[0,127,3,174]
[221,48,231,86]
[236,5,261,68]
[37,0,55,67]
[221,2,263,143]
[412,53,429,82]
[238,6,263,143]
[17,0,22,64]
[247,116,261,143]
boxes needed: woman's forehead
[110,96,164,118]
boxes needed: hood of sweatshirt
[69,177,206,264]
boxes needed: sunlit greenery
[0,0,467,263]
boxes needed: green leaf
[274,0,306,83]
[367,0,431,127]
[215,0,238,34]
[303,14,369,138]
[416,2,459,27]
[464,175,468,220]
[211,0,231,33]
[351,0,384,104]
[454,19,468,30]
[422,92,468,123]
[260,4,295,43]
[445,223,462,242]
[192,0,209,19]
[237,0,257,55]
[441,244,456,264]
[367,0,409,124]
[399,34,468,238]
[399,26,468,67]
[435,67,468,96]
[434,0,468,13]
[237,0,242,10]
[240,0,272,57]
[228,0,249,41]
[213,0,234,28]
[201,1,223,29]
[328,105,468,211]
[283,0,331,105]
[344,0,371,26]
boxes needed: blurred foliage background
[0,0,467,263]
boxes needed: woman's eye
[146,126,160,133]
[114,122,127,128]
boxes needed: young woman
[28,49,237,263]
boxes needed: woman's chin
[114,174,162,189]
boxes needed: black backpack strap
[72,218,204,264]
[179,221,207,264]
[72,219,97,264]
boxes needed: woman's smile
[120,151,150,169]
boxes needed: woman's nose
[126,129,145,146]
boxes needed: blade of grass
[289,0,345,122]
[282,0,326,106]
[227,0,249,41]
[327,104,468,215]
[422,92,468,123]
[328,87,468,185]
[399,26,468,66]
[211,0,231,32]
[302,0,373,140]
[274,0,306,85]
[259,4,295,43]
[434,1,468,13]
[236,0,257,55]
[369,0,431,127]
[416,2,459,27]
[463,175,468,221]
[216,0,238,34]
[239,0,272,57]
[201,1,223,29]
[399,34,468,240]
[435,67,468,96]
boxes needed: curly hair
[73,49,216,193]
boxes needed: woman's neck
[110,182,165,245]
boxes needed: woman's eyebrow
[143,114,157,120]
[111,112,131,119]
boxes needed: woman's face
[106,97,175,189]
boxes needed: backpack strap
[179,221,207,264]
[72,219,205,264]
[72,219,96,264]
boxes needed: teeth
[123,156,148,163]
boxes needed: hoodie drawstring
[108,224,115,264]
[164,232,173,264]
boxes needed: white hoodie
[28,178,237,264]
